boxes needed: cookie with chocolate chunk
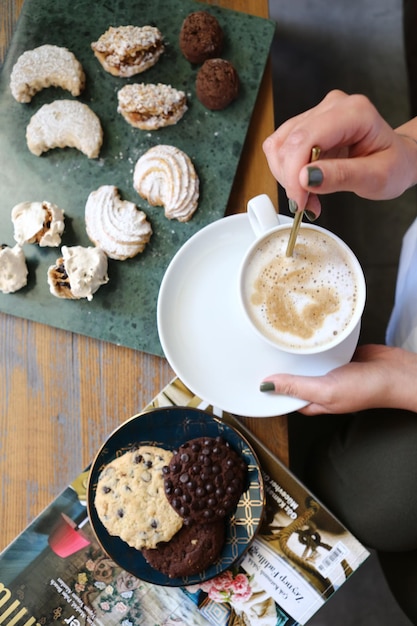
[142,520,225,578]
[94,445,183,550]
[164,436,247,525]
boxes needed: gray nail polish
[307,166,323,187]
[260,381,275,392]
[305,210,318,222]
[288,199,298,214]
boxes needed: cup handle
[247,194,280,238]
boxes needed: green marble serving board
[0,0,275,356]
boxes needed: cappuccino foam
[243,227,360,351]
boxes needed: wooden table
[0,0,288,554]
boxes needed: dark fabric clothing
[302,409,417,624]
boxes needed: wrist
[395,132,417,189]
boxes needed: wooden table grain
[0,0,288,553]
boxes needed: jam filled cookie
[117,83,187,130]
[91,25,164,77]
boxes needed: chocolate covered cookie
[164,436,247,525]
[142,520,225,578]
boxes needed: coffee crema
[243,227,360,351]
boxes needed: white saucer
[157,213,360,417]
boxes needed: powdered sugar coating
[133,145,199,222]
[85,185,152,260]
[91,25,164,77]
[10,44,85,103]
[117,83,187,130]
[26,100,103,158]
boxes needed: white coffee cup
[239,194,366,355]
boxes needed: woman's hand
[261,344,417,415]
[263,89,417,219]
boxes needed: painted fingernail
[305,210,318,222]
[307,166,323,187]
[260,381,275,392]
[288,199,298,214]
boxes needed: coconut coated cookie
[10,44,85,103]
[91,25,164,77]
[117,83,187,130]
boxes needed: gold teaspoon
[285,146,321,257]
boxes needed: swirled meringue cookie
[26,100,103,158]
[0,245,28,294]
[47,245,108,301]
[117,83,187,130]
[85,185,152,260]
[12,201,65,247]
[133,145,199,222]
[91,25,164,77]
[10,44,85,103]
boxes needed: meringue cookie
[0,245,28,294]
[133,145,199,222]
[47,245,108,301]
[12,200,65,247]
[85,185,152,260]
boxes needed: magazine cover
[0,378,369,626]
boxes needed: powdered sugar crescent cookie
[26,100,103,159]
[0,245,28,294]
[94,446,183,550]
[10,44,85,103]
[47,245,108,301]
[133,145,199,222]
[91,25,164,77]
[12,200,65,247]
[117,83,187,130]
[85,185,152,260]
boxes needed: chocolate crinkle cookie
[196,58,239,110]
[164,436,247,525]
[179,11,224,64]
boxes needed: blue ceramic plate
[87,406,265,586]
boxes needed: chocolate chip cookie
[95,445,183,550]
[163,436,247,525]
[142,520,225,578]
